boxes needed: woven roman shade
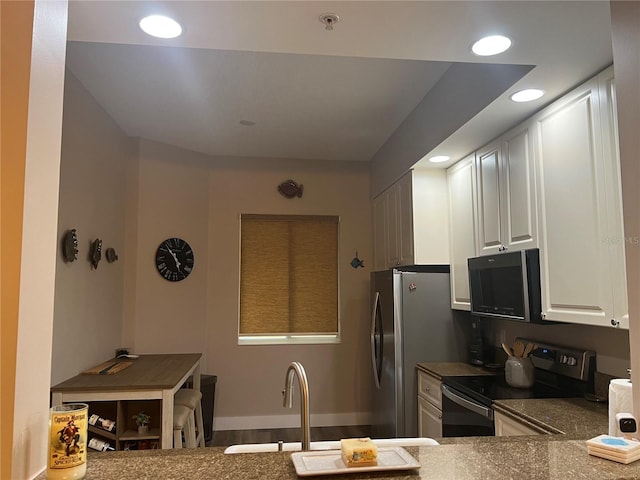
[240,214,339,335]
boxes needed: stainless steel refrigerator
[370,266,467,438]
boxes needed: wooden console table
[51,353,202,449]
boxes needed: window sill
[238,334,340,346]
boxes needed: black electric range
[442,370,588,408]
[439,338,596,437]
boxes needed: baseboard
[214,412,372,431]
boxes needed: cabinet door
[373,194,388,271]
[475,143,502,255]
[418,396,442,438]
[597,66,629,328]
[447,155,476,310]
[385,186,401,267]
[494,411,542,436]
[397,172,415,266]
[534,77,614,326]
[501,125,537,252]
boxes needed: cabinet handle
[611,319,620,327]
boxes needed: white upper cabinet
[447,155,476,310]
[373,170,449,270]
[597,68,629,328]
[444,65,627,326]
[373,194,388,271]
[475,123,537,256]
[475,143,502,254]
[533,65,627,328]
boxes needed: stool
[173,404,197,448]
[175,388,205,447]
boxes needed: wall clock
[155,237,194,282]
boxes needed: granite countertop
[416,361,499,378]
[34,439,640,480]
[34,362,623,479]
[418,362,610,439]
[494,396,609,438]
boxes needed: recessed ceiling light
[510,89,544,103]
[139,15,182,39]
[471,35,512,56]
[429,155,450,164]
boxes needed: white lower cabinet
[494,411,544,436]
[418,396,442,438]
[417,370,442,438]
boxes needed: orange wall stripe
[1,1,34,479]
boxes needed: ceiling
[65,1,614,169]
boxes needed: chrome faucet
[282,361,310,451]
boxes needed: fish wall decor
[350,251,364,269]
[278,179,304,198]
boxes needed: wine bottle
[88,414,116,432]
[88,437,115,452]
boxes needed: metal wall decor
[63,229,79,262]
[278,179,304,198]
[350,251,365,269]
[90,238,103,269]
[105,247,118,263]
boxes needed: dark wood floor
[209,425,372,447]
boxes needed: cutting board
[83,360,133,375]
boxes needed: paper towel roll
[609,378,633,436]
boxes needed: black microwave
[468,249,545,323]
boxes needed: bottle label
[101,418,116,432]
[49,405,88,470]
[89,413,116,432]
[88,437,111,452]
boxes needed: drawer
[494,411,547,436]
[417,370,442,408]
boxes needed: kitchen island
[34,437,640,479]
[38,361,627,479]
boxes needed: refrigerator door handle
[370,291,382,389]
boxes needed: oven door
[440,384,495,437]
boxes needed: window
[239,214,339,344]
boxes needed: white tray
[290,447,420,476]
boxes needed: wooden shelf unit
[86,399,161,451]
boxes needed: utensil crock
[505,356,535,388]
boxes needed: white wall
[485,318,630,377]
[54,72,375,430]
[121,139,374,429]
[369,63,533,196]
[51,71,131,386]
[11,1,67,478]
[610,1,640,418]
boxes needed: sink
[223,437,439,454]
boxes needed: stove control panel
[516,337,596,381]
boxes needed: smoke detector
[319,13,339,31]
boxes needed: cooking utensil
[513,340,525,357]
[502,342,513,357]
[523,343,536,358]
